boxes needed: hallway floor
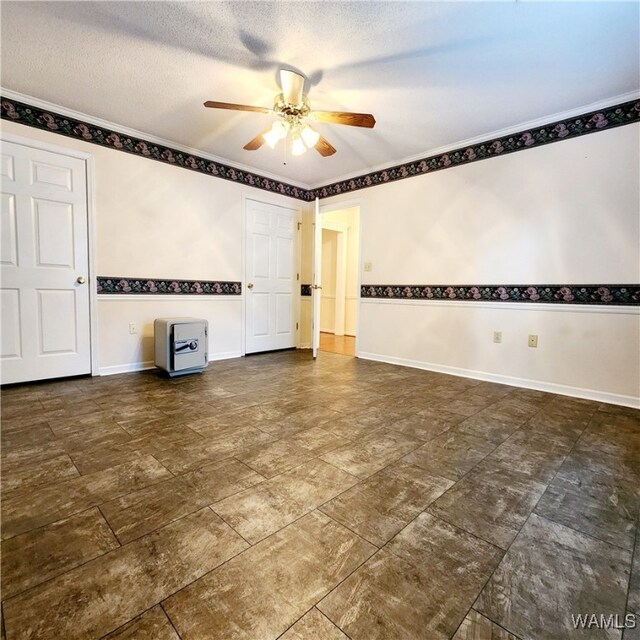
[319,332,356,357]
[1,351,639,640]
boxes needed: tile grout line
[468,608,525,640]
[160,602,185,640]
[315,506,384,551]
[96,504,122,547]
[534,511,636,553]
[147,452,177,477]
[1,467,175,539]
[1,508,126,605]
[420,511,506,555]
[623,510,640,618]
[1,602,6,640]
[461,406,596,639]
[154,507,371,629]
[207,505,253,547]
[317,606,355,640]
[3,457,275,604]
[95,603,168,639]
[273,602,355,640]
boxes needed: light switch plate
[364,261,372,272]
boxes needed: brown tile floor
[1,350,639,639]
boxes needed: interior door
[1,139,91,384]
[312,197,321,358]
[245,199,297,354]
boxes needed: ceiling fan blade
[280,69,304,106]
[204,101,271,114]
[315,136,337,157]
[243,128,272,151]
[312,111,376,128]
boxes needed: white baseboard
[357,351,640,409]
[319,331,357,337]
[98,361,156,376]
[209,350,243,362]
[98,351,242,376]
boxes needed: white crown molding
[307,90,640,190]
[0,87,311,190]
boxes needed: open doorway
[319,206,360,357]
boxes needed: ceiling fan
[204,69,376,157]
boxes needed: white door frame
[319,199,362,356]
[0,131,99,377]
[241,192,301,356]
[320,222,349,336]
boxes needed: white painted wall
[321,207,360,336]
[1,119,301,374]
[321,125,640,406]
[320,229,338,333]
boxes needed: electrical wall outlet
[528,334,538,348]
[129,322,137,334]
[493,331,502,343]
[364,261,372,272]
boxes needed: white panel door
[1,139,91,384]
[245,199,296,354]
[312,197,321,358]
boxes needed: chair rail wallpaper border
[2,95,638,200]
[97,277,241,295]
[360,284,640,305]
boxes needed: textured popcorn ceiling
[1,1,638,186]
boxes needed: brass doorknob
[76,276,86,285]
[247,283,254,289]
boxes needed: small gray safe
[154,317,208,376]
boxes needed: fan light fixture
[204,68,376,158]
[268,122,320,155]
[263,120,289,148]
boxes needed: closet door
[245,198,297,354]
[1,139,91,383]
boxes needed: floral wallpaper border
[1,97,310,201]
[1,95,638,200]
[96,278,639,303]
[97,277,241,295]
[308,99,640,198]
[361,284,639,305]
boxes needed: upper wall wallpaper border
[1,96,638,200]
[308,98,640,198]
[0,97,310,202]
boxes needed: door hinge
[297,222,302,230]
[296,322,299,330]
[297,273,299,281]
